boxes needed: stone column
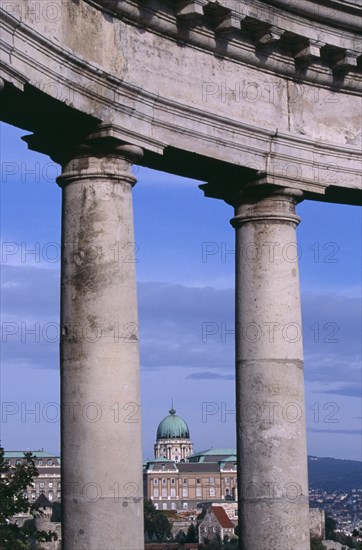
[201,184,310,550]
[234,188,310,550]
[57,138,144,550]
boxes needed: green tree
[198,535,239,549]
[324,515,362,550]
[198,534,222,550]
[185,523,198,542]
[175,529,186,543]
[223,539,238,549]
[310,538,327,550]
[143,499,171,541]
[0,447,58,549]
[325,515,337,539]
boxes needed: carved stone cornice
[1,2,361,205]
[94,0,362,88]
[260,0,362,32]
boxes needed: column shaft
[233,190,310,550]
[58,143,144,549]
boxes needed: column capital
[22,128,143,167]
[23,129,143,188]
[231,187,303,228]
[200,180,304,226]
[55,137,143,189]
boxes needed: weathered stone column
[57,138,144,550]
[201,183,310,550]
[233,188,310,550]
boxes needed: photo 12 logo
[1,401,141,425]
[1,2,64,23]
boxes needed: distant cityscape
[308,455,362,537]
[310,487,362,536]
[5,408,362,542]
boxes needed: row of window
[153,477,236,486]
[153,487,212,498]
[160,447,190,452]
[27,491,61,501]
[154,502,189,511]
[15,459,55,466]
[31,481,61,489]
[39,482,59,489]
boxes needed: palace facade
[4,450,61,503]
[144,408,237,511]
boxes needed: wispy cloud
[187,372,234,380]
[1,267,361,400]
[308,428,362,435]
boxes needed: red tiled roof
[211,506,234,529]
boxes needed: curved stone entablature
[0,0,361,203]
[259,0,362,32]
[97,0,362,83]
[0,3,361,548]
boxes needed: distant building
[310,507,326,539]
[32,494,61,550]
[9,492,61,549]
[144,408,237,511]
[154,406,193,462]
[322,542,348,550]
[4,450,61,503]
[198,505,236,541]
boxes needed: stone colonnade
[232,189,310,549]
[57,137,144,550]
[47,135,310,549]
[200,183,310,549]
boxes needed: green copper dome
[156,408,190,440]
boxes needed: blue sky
[1,121,361,462]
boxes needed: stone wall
[309,508,326,539]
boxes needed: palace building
[154,406,193,462]
[144,408,237,511]
[4,450,61,503]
